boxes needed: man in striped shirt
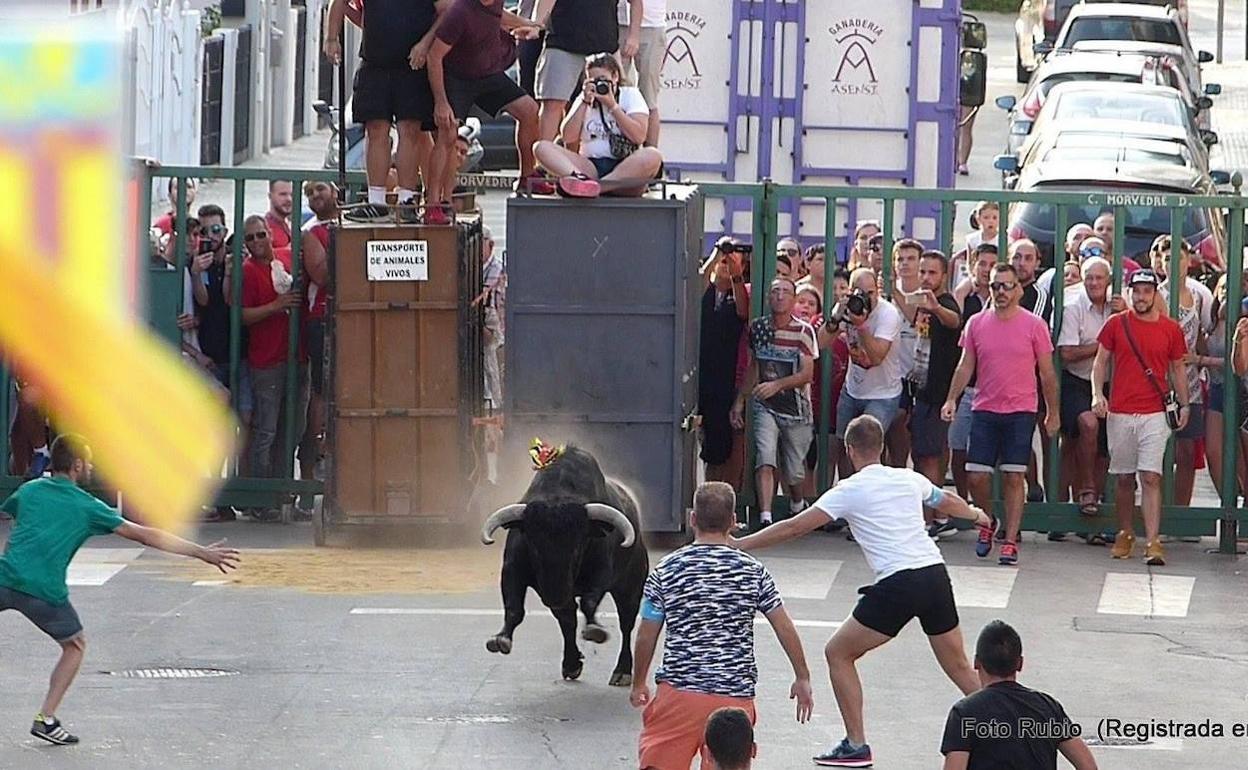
[730,277,818,526]
[631,481,813,770]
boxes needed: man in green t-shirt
[0,434,239,746]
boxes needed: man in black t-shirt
[941,621,1097,770]
[908,252,963,537]
[324,0,439,223]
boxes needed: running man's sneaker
[975,520,995,558]
[31,715,78,745]
[343,203,391,223]
[813,738,873,767]
[1145,540,1166,566]
[1111,530,1136,559]
[999,541,1019,566]
[928,519,959,539]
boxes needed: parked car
[1070,39,1218,104]
[996,140,1226,267]
[1013,82,1217,177]
[1044,4,1211,91]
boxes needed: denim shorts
[752,402,813,485]
[966,411,1036,474]
[835,392,901,439]
[947,388,976,452]
[909,401,950,459]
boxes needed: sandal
[1077,489,1099,516]
[557,173,601,198]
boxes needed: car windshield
[1041,146,1190,166]
[1037,72,1141,99]
[1049,91,1187,126]
[1065,18,1183,47]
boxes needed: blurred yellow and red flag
[0,25,235,532]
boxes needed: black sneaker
[31,716,78,745]
[927,519,959,539]
[344,203,391,223]
[813,737,873,766]
[395,198,421,225]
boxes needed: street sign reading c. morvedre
[1085,192,1189,208]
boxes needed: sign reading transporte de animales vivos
[366,240,429,281]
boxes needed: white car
[1045,4,1211,91]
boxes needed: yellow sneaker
[1145,540,1166,566]
[1111,530,1136,559]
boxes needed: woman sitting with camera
[532,53,663,198]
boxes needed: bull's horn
[481,504,527,544]
[586,504,636,548]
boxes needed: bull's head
[481,502,636,608]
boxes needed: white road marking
[1096,573,1195,618]
[67,563,128,586]
[348,608,841,630]
[946,566,1018,609]
[758,557,842,600]
[193,580,231,587]
[1087,737,1183,751]
[66,548,145,586]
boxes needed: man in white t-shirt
[617,0,665,146]
[734,414,989,767]
[835,268,906,469]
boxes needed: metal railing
[700,180,1248,554]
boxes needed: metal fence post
[1219,203,1244,553]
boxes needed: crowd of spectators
[698,205,1248,567]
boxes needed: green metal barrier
[701,181,1247,554]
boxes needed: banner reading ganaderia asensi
[0,22,235,533]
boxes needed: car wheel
[1016,44,1030,84]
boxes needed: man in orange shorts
[630,481,814,769]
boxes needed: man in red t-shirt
[265,180,295,263]
[1092,269,1189,566]
[240,216,310,493]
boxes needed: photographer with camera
[699,238,750,486]
[533,53,663,197]
[831,268,906,481]
[1091,270,1190,567]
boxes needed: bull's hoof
[608,671,632,687]
[485,636,512,655]
[561,662,584,681]
[581,623,609,644]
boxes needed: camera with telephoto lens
[1163,391,1182,431]
[593,78,613,96]
[829,288,872,325]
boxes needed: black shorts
[446,71,526,121]
[0,586,83,642]
[852,563,958,638]
[353,63,434,126]
[1059,371,1108,456]
[909,400,950,459]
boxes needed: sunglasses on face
[244,231,268,242]
[204,224,225,236]
[1080,246,1104,257]
[990,281,1017,292]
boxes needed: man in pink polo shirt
[942,264,1059,566]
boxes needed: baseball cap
[1129,269,1160,288]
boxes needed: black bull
[480,447,649,685]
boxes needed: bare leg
[1139,471,1163,543]
[533,140,597,178]
[824,618,892,746]
[885,412,910,468]
[502,97,540,178]
[41,635,85,718]
[645,106,661,148]
[756,465,776,516]
[927,627,979,696]
[916,455,942,525]
[1075,412,1100,503]
[1001,472,1025,542]
[364,121,392,190]
[951,449,969,498]
[1206,409,1226,497]
[600,147,664,196]
[1174,438,1196,506]
[538,99,565,143]
[1114,473,1137,535]
[967,470,993,512]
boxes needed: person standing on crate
[324,0,442,224]
[426,0,553,203]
